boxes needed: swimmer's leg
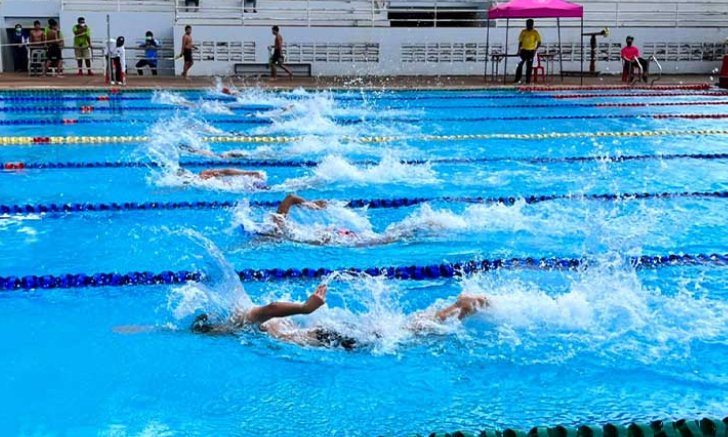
[247,284,327,325]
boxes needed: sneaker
[87,70,94,76]
[77,70,83,76]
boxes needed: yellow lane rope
[3,129,728,145]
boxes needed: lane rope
[2,128,728,145]
[2,191,726,216]
[0,91,725,103]
[2,252,726,290]
[1,100,727,113]
[0,83,711,95]
[5,152,728,171]
[3,112,728,127]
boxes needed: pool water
[1,86,727,435]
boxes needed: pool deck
[0,72,717,90]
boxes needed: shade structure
[484,0,585,84]
[488,0,583,19]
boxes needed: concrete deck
[0,73,717,90]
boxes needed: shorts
[270,49,283,66]
[47,44,62,61]
[75,47,91,60]
[183,48,193,63]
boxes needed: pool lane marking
[2,101,728,114]
[2,252,727,290]
[3,112,728,126]
[3,128,728,146]
[6,152,728,171]
[2,191,726,216]
[0,91,726,103]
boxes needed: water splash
[274,154,439,190]
[460,260,728,367]
[166,229,252,325]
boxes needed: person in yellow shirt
[515,19,542,84]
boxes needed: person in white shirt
[109,36,126,85]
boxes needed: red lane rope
[552,92,728,99]
[520,84,711,92]
[595,101,728,108]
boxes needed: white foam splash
[275,154,439,190]
[459,261,728,365]
[166,229,252,324]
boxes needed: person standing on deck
[180,25,197,80]
[514,19,541,84]
[72,17,93,76]
[269,26,293,81]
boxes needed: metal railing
[61,0,175,12]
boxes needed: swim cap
[222,87,231,95]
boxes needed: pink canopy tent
[485,0,585,83]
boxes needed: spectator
[180,25,196,79]
[136,31,160,76]
[45,19,64,76]
[270,25,293,81]
[11,24,29,72]
[244,0,257,13]
[109,36,126,85]
[73,17,93,75]
[28,21,46,76]
[185,0,199,12]
[621,36,649,83]
[514,19,541,84]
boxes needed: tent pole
[485,17,490,82]
[580,17,584,85]
[504,18,509,84]
[557,17,564,82]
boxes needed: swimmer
[178,144,253,159]
[190,284,489,351]
[257,194,400,246]
[174,167,268,190]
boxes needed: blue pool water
[1,86,727,435]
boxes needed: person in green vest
[72,16,93,75]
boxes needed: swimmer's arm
[181,146,219,158]
[246,284,327,325]
[199,169,265,180]
[276,194,327,215]
[435,304,461,322]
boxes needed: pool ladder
[630,55,662,86]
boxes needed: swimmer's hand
[303,200,327,210]
[303,284,328,313]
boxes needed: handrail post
[674,2,679,27]
[434,0,438,27]
[307,0,311,27]
[117,0,121,12]
[615,2,619,27]
[371,0,375,27]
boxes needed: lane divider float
[1,253,726,290]
[6,152,728,171]
[2,191,726,216]
[3,112,728,126]
[2,129,728,146]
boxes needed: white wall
[174,24,726,76]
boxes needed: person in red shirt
[621,36,649,82]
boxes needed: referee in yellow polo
[515,19,542,84]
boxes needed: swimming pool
[1,85,727,435]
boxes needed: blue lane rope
[2,101,728,113]
[2,191,726,216]
[2,252,726,290]
[2,113,728,126]
[1,92,725,103]
[7,153,728,171]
